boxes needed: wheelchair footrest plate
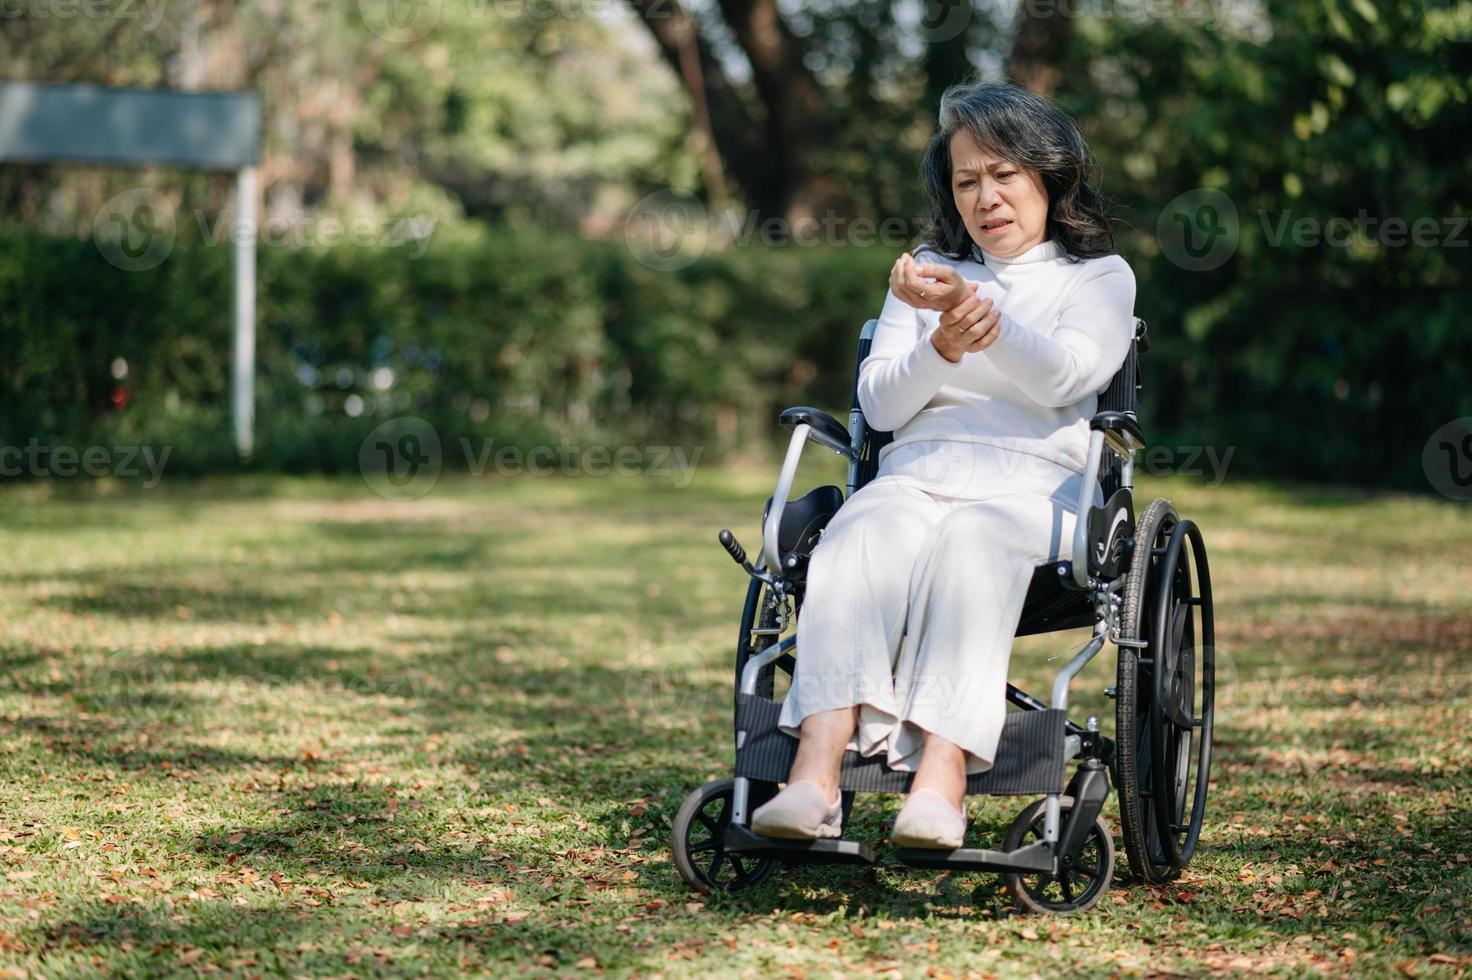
[893,841,1054,874]
[724,825,877,865]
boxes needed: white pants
[776,467,1092,777]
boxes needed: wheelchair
[671,317,1216,915]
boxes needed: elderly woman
[750,81,1136,848]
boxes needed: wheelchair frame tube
[731,633,797,827]
[1044,628,1107,842]
[1051,632,1106,715]
[763,423,813,575]
[738,634,796,698]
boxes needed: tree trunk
[713,0,833,225]
[625,0,778,219]
[1008,1,1072,97]
[625,0,834,225]
[923,0,975,114]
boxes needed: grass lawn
[1,458,1469,977]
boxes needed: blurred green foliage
[1061,0,1471,489]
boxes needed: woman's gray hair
[918,81,1116,263]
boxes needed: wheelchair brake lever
[718,529,748,566]
[718,529,781,588]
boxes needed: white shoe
[891,788,966,849]
[750,780,844,840]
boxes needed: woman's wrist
[930,330,962,364]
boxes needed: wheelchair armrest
[780,406,854,458]
[1069,413,1146,589]
[1090,411,1145,457]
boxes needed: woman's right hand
[931,291,1002,364]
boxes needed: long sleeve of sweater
[980,259,1136,409]
[855,287,962,432]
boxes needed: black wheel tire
[1115,498,1215,884]
[1002,796,1115,915]
[672,779,777,895]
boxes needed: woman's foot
[890,788,967,848]
[751,705,857,840]
[893,731,969,848]
[750,780,844,840]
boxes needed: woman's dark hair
[918,81,1115,263]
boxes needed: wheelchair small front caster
[1002,796,1116,915]
[672,779,778,895]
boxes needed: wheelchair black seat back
[676,317,1216,915]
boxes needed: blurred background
[1,0,1469,492]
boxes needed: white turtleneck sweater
[858,239,1136,499]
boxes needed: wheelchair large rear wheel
[1114,499,1216,884]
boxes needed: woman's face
[949,128,1050,258]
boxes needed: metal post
[232,165,257,458]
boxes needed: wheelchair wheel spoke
[706,846,726,880]
[696,811,719,835]
[687,839,718,854]
[730,855,748,880]
[1058,872,1075,903]
[1075,859,1098,878]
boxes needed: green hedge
[1,221,1467,491]
[0,223,890,477]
